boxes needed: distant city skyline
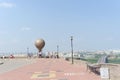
[0,0,120,53]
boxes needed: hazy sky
[0,0,120,53]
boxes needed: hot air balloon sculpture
[35,39,45,58]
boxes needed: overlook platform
[0,58,100,80]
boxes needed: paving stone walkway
[0,58,100,80]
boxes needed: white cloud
[0,30,8,35]
[11,39,19,44]
[21,27,31,31]
[105,37,113,41]
[0,2,16,8]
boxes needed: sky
[0,0,120,53]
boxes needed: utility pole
[71,36,74,64]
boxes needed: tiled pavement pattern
[0,58,100,80]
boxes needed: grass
[80,58,99,64]
[108,58,120,64]
[81,58,120,64]
[87,58,99,63]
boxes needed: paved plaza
[0,58,100,80]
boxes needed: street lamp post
[71,36,74,64]
[27,47,29,58]
[57,45,59,58]
[27,47,29,54]
[57,45,59,54]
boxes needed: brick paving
[0,58,100,80]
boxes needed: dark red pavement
[0,58,100,80]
